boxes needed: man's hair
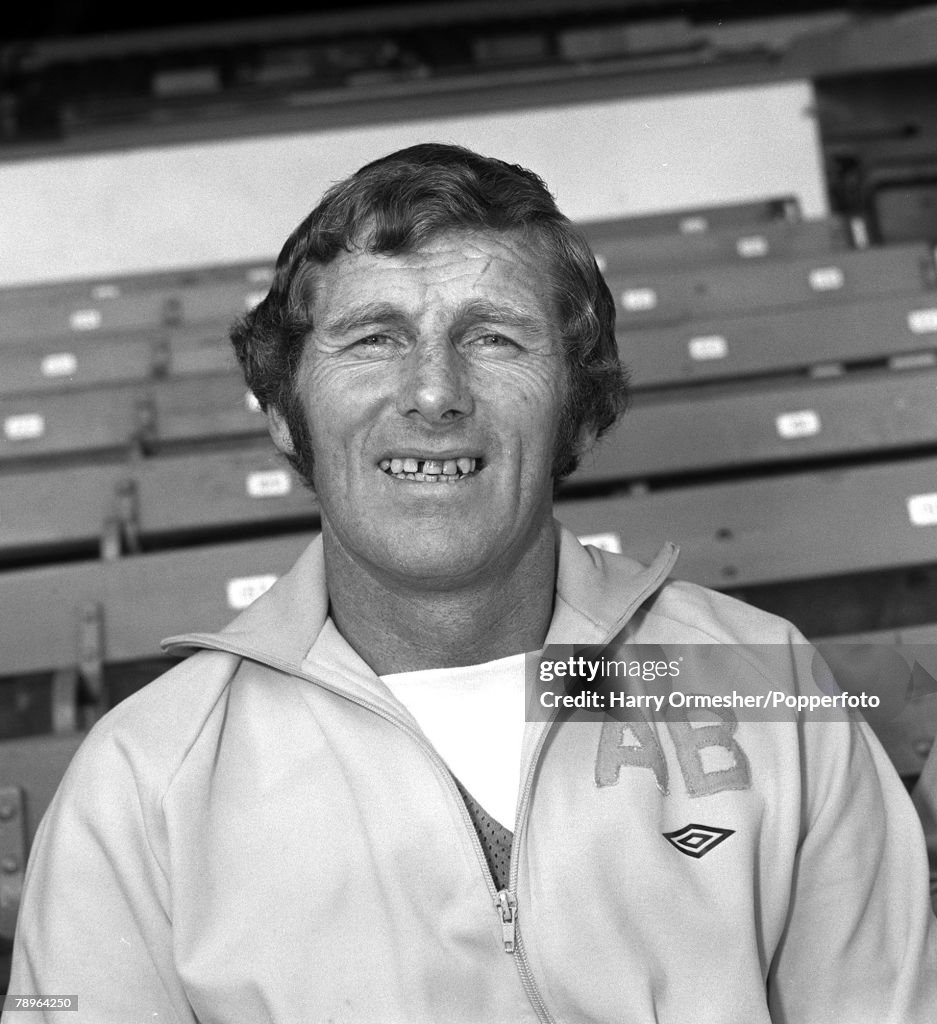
[231,142,628,483]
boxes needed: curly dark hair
[230,142,628,484]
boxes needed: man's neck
[322,523,558,676]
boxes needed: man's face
[270,229,567,590]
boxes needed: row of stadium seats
[1,374,260,462]
[0,263,272,344]
[607,240,936,327]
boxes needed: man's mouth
[379,457,481,482]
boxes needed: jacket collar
[162,523,679,677]
[548,526,678,647]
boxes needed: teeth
[380,456,479,480]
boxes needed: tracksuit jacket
[6,524,937,1023]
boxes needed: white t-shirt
[380,652,529,829]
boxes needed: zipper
[496,889,517,952]
[495,561,671,1024]
[499,706,562,1024]
[494,884,555,1024]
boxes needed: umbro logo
[663,823,735,858]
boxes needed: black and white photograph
[1,2,937,1021]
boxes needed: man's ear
[266,405,296,456]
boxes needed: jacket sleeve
[3,726,196,1024]
[768,702,937,1023]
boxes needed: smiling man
[268,229,567,672]
[6,144,937,1024]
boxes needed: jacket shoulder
[67,648,242,791]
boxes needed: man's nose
[396,339,473,423]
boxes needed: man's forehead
[307,228,555,314]
[343,226,536,270]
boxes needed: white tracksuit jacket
[6,526,937,1023]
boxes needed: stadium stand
[581,215,853,274]
[579,366,937,482]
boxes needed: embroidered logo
[663,823,735,858]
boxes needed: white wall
[0,80,826,287]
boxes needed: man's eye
[352,334,396,350]
[470,333,516,349]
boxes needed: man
[6,144,936,1023]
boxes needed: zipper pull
[496,889,517,953]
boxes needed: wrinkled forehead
[296,225,565,325]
